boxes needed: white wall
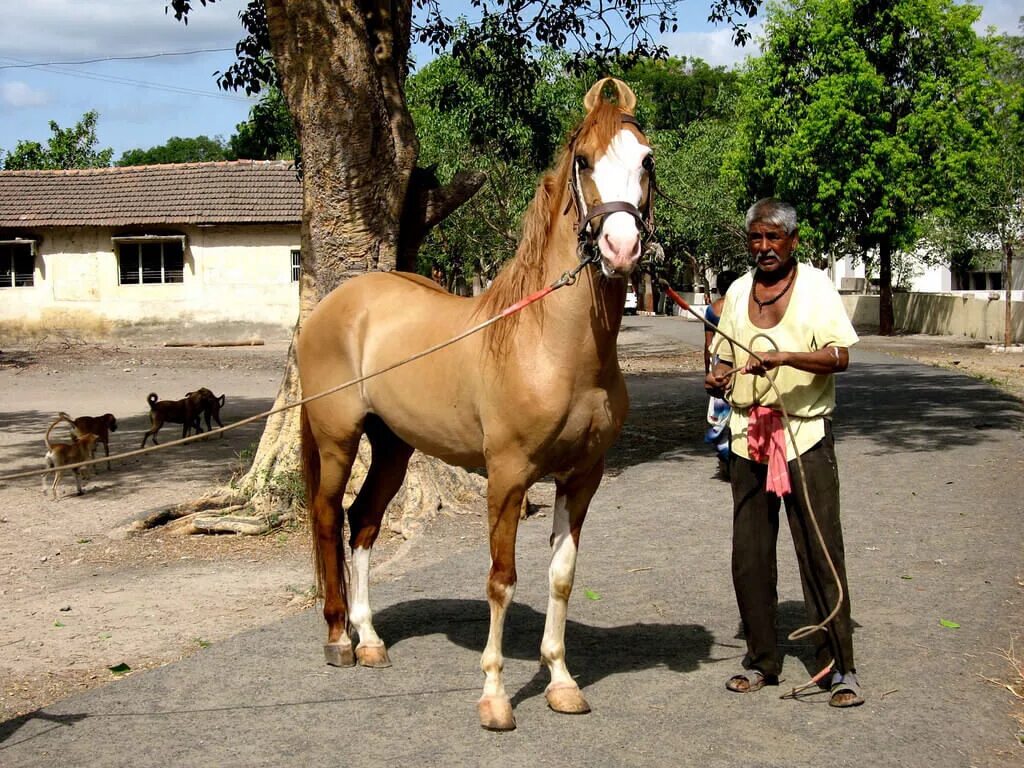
[0,224,301,330]
[832,251,1021,296]
[842,293,1024,342]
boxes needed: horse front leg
[478,470,528,731]
[541,458,604,715]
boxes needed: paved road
[2,317,1022,767]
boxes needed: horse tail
[302,404,338,604]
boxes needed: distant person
[704,270,740,476]
[704,198,864,708]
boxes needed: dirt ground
[1,324,1021,724]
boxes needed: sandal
[828,671,865,708]
[725,670,777,693]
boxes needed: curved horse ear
[583,77,638,115]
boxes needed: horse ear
[583,78,612,112]
[583,77,638,114]
[613,78,637,114]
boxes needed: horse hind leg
[306,414,363,668]
[541,459,604,716]
[347,415,414,668]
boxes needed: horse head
[569,77,653,279]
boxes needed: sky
[0,0,1020,162]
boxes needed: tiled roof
[0,160,302,227]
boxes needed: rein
[6,118,660,485]
[0,258,598,485]
[7,117,656,484]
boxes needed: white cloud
[662,25,763,70]
[1,81,50,108]
[0,0,248,60]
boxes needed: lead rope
[660,280,842,699]
[0,260,594,485]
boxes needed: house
[0,161,302,333]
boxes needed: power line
[0,57,254,103]
[0,48,236,70]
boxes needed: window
[0,242,34,287]
[117,239,184,285]
[291,249,301,282]
[952,269,1002,291]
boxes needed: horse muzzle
[596,213,643,277]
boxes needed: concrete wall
[841,293,1024,342]
[0,224,300,331]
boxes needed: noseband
[569,114,655,264]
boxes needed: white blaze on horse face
[590,129,650,276]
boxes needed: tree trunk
[879,237,895,336]
[147,0,487,534]
[1004,241,1014,348]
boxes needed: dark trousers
[729,424,856,677]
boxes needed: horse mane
[478,93,633,350]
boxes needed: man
[704,198,864,708]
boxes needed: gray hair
[745,198,798,235]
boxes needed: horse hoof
[323,641,355,667]
[477,696,516,731]
[545,683,591,714]
[356,642,391,668]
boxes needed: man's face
[747,221,798,274]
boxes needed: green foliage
[3,110,113,170]
[229,86,299,161]
[117,135,231,166]
[926,25,1024,271]
[731,0,996,275]
[624,56,742,129]
[649,114,748,288]
[262,469,305,510]
[408,44,753,292]
[408,46,583,287]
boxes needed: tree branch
[397,167,487,270]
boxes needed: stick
[162,340,264,348]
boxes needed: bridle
[568,113,656,266]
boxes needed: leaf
[108,663,132,675]
[53,621,64,628]
[939,619,961,629]
[195,638,211,649]
[900,575,912,580]
[584,589,602,601]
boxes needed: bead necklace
[752,264,797,312]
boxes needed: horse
[297,77,653,731]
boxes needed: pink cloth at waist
[747,405,791,497]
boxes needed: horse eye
[575,155,589,171]
[642,155,654,172]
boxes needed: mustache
[756,249,780,260]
